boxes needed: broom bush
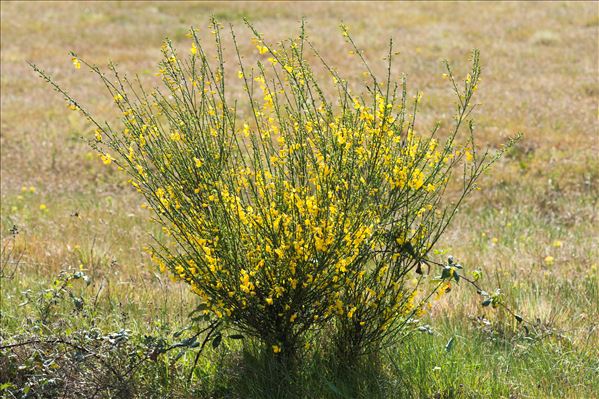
[32,18,514,369]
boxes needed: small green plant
[31,18,517,368]
[0,264,216,398]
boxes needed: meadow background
[1,1,598,398]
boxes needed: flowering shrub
[33,19,514,364]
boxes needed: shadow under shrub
[211,340,396,399]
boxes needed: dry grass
[1,1,598,397]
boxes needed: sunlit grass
[1,1,598,398]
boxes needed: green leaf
[173,327,188,338]
[0,383,14,391]
[71,295,84,311]
[445,336,455,352]
[441,266,451,279]
[400,242,417,259]
[415,262,423,275]
[174,336,197,348]
[212,333,222,349]
[174,350,186,361]
[417,325,433,335]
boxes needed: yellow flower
[544,256,554,266]
[272,345,281,353]
[39,204,47,211]
[72,57,81,69]
[552,240,563,248]
[256,44,268,54]
[100,153,114,165]
[425,183,436,192]
[237,70,244,79]
[289,313,297,322]
[190,42,197,55]
[340,24,349,37]
[465,149,473,162]
[242,123,250,137]
[347,306,356,319]
[265,297,273,305]
[194,157,203,168]
[408,169,424,190]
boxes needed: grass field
[1,1,598,398]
